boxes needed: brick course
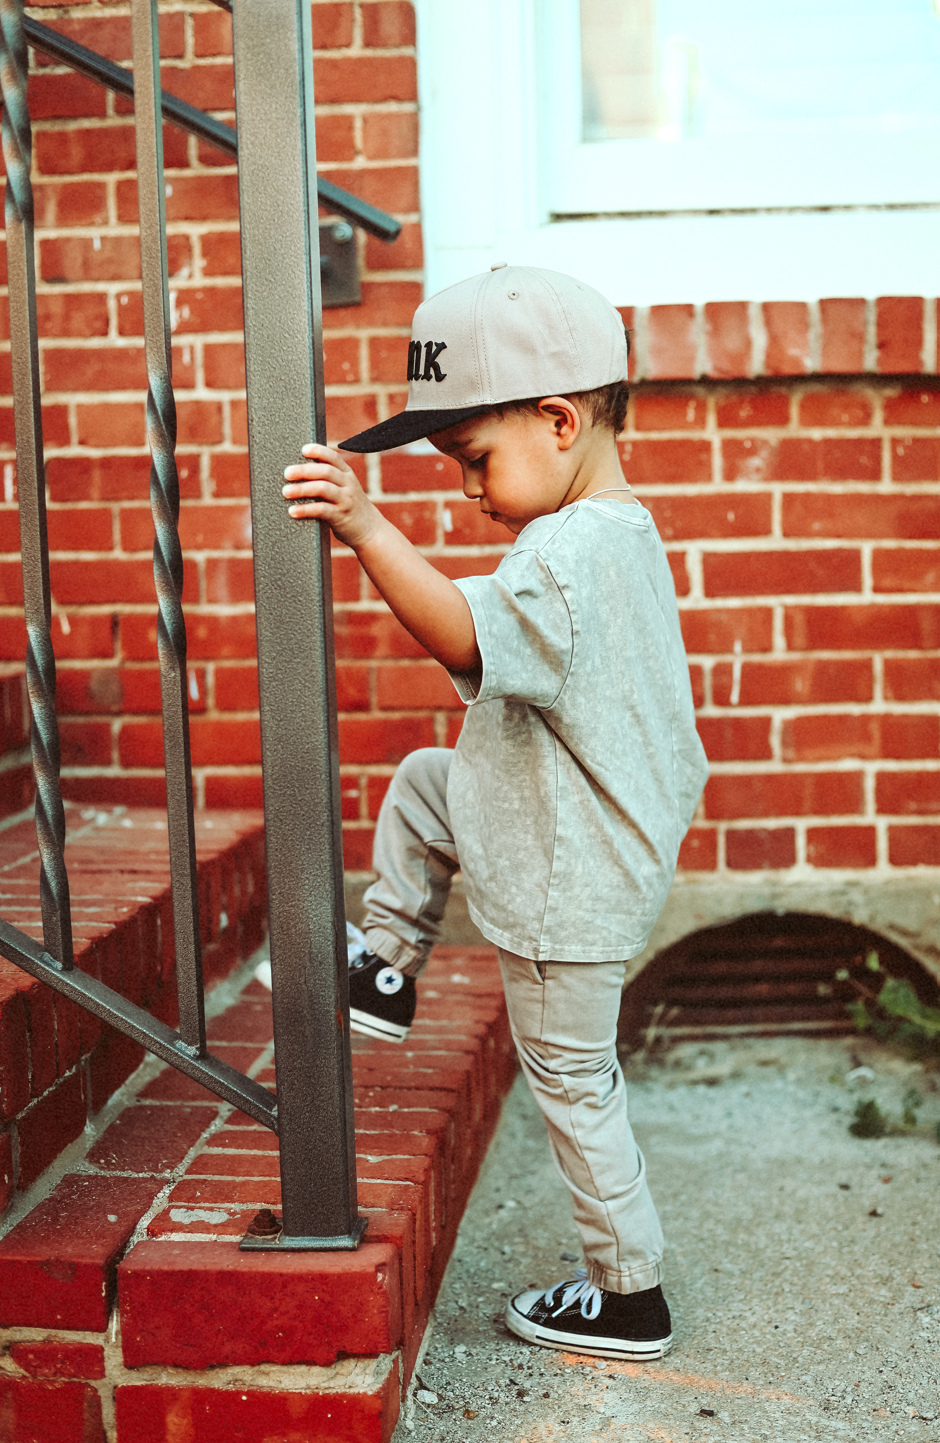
[1,5,939,883]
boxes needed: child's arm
[283,443,481,673]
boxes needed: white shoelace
[347,921,368,968]
[542,1268,602,1320]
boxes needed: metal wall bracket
[320,220,361,308]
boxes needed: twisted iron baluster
[131,0,205,1052]
[0,0,73,967]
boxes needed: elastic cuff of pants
[586,1259,664,1295]
[363,927,427,976]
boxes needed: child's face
[429,406,577,536]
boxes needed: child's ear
[538,396,580,450]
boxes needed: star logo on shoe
[375,967,405,995]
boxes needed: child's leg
[497,949,664,1295]
[361,747,458,978]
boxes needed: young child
[283,265,708,1361]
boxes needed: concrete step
[0,947,517,1442]
[0,805,267,1212]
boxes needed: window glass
[581,0,940,145]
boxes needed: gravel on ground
[394,1033,940,1443]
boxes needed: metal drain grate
[619,911,936,1045]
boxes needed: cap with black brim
[339,404,493,453]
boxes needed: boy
[283,265,708,1361]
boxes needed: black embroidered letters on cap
[407,340,448,383]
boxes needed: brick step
[0,947,516,1442]
[0,805,267,1215]
[0,667,32,824]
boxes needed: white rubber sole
[505,1299,672,1361]
[349,1007,410,1043]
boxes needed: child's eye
[468,454,487,471]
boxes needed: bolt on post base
[239,1210,368,1251]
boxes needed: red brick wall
[1,6,939,883]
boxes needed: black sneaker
[346,924,416,1043]
[506,1269,672,1361]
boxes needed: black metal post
[231,0,364,1249]
[130,0,205,1055]
[0,0,73,968]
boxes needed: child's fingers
[287,499,334,518]
[283,461,345,485]
[300,441,352,471]
[282,478,343,505]
[282,476,341,498]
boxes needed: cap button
[490,261,508,270]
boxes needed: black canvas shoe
[347,923,416,1043]
[506,1269,672,1361]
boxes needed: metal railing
[0,0,399,1250]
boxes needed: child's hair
[492,379,629,436]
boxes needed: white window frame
[545,0,940,217]
[414,0,940,306]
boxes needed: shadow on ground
[394,1035,940,1442]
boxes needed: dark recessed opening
[620,911,936,1046]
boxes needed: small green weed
[849,1099,888,1138]
[837,951,940,1063]
[839,952,939,1142]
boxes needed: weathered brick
[696,715,772,761]
[632,392,705,430]
[762,302,810,375]
[705,771,862,819]
[0,1174,156,1329]
[619,437,713,484]
[679,607,773,655]
[704,302,750,379]
[8,1341,106,1380]
[782,713,939,762]
[0,1377,106,1443]
[646,492,771,541]
[313,54,417,103]
[702,549,861,597]
[114,1372,399,1443]
[806,826,876,868]
[784,604,940,652]
[715,390,789,428]
[876,771,940,816]
[820,298,866,374]
[677,827,718,871]
[726,827,796,870]
[712,658,873,707]
[16,1072,87,1190]
[876,297,923,374]
[783,493,940,539]
[872,548,940,594]
[883,657,940,702]
[118,1239,401,1367]
[646,305,697,379]
[891,437,940,482]
[888,825,940,866]
[883,388,940,427]
[798,389,873,427]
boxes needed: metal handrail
[23,16,402,243]
[0,0,368,1250]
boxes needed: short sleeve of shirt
[448,550,574,708]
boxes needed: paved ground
[394,1033,940,1442]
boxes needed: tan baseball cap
[340,264,629,452]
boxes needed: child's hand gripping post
[283,442,480,674]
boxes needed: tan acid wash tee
[447,497,708,963]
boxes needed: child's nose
[462,473,483,499]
